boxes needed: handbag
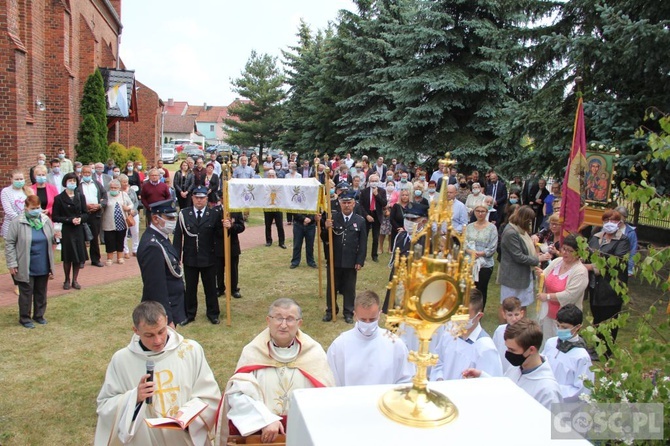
[83,223,94,241]
[123,192,135,227]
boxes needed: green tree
[496,0,670,180]
[76,69,109,164]
[281,21,344,155]
[224,51,286,159]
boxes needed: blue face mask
[13,180,25,189]
[27,209,42,218]
[329,189,335,195]
[414,190,422,197]
[66,183,77,191]
[509,198,519,204]
[82,176,92,183]
[557,328,573,341]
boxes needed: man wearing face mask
[56,148,73,174]
[47,159,64,193]
[430,291,502,381]
[541,304,594,402]
[327,290,414,386]
[141,169,171,228]
[359,174,387,263]
[80,165,108,267]
[463,318,562,409]
[136,199,186,327]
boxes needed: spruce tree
[76,69,109,163]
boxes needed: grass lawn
[0,233,666,444]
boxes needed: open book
[144,400,208,430]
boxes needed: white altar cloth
[286,377,591,445]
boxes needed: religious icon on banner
[583,151,615,204]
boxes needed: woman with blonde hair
[30,165,58,217]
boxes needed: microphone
[145,360,155,405]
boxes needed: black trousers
[216,255,240,293]
[18,275,48,324]
[325,266,357,318]
[475,266,494,310]
[366,216,381,260]
[264,211,285,244]
[87,215,102,263]
[183,264,219,320]
[591,302,622,356]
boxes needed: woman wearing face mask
[52,173,89,290]
[351,175,362,201]
[456,176,470,203]
[1,170,34,296]
[583,210,630,354]
[411,182,429,206]
[118,174,139,258]
[4,195,56,328]
[465,182,486,220]
[30,165,59,218]
[534,234,589,342]
[125,161,142,197]
[465,204,499,310]
[101,179,134,265]
[499,205,552,311]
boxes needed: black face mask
[460,183,467,188]
[505,349,528,367]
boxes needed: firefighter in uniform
[136,199,185,326]
[321,189,367,323]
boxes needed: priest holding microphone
[94,301,220,445]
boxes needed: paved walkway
[0,222,287,308]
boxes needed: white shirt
[542,336,594,402]
[80,181,99,205]
[494,357,563,410]
[430,323,502,381]
[327,326,414,386]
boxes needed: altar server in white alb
[327,290,415,386]
[430,290,502,381]
[541,304,594,402]
[94,301,221,445]
[463,318,562,410]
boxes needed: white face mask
[356,320,379,337]
[159,217,177,235]
[602,222,619,234]
[472,188,481,195]
[403,219,417,234]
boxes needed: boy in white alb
[464,318,562,409]
[493,296,524,373]
[430,290,502,381]
[327,290,414,386]
[541,304,594,402]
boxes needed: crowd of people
[0,148,639,444]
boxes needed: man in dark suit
[521,170,538,206]
[485,171,508,226]
[173,186,222,325]
[359,173,387,262]
[79,164,107,266]
[214,204,245,299]
[320,190,367,323]
[371,156,388,180]
[136,199,185,327]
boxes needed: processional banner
[226,178,323,213]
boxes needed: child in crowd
[430,290,502,381]
[541,304,594,402]
[493,297,525,372]
[463,318,562,409]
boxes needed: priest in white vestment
[430,290,502,381]
[327,290,414,386]
[94,301,221,446]
[216,298,334,445]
